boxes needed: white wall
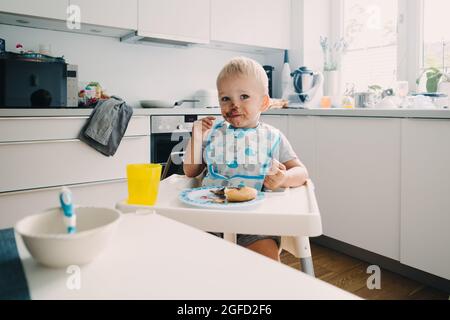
[302,0,331,71]
[264,0,331,98]
[274,0,331,73]
[0,24,266,107]
[1,1,332,104]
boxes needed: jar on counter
[342,95,355,109]
[85,86,97,99]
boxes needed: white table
[117,175,323,276]
[16,213,357,299]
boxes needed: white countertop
[1,107,450,119]
[16,213,358,300]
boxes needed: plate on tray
[179,186,265,209]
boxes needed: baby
[184,57,308,261]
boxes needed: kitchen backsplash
[0,24,281,108]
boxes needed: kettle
[288,66,324,108]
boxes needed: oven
[150,114,221,177]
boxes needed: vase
[323,70,340,97]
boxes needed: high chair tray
[116,175,322,237]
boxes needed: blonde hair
[217,57,269,95]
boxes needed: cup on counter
[126,164,162,206]
[320,96,332,108]
[354,92,375,108]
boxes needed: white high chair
[118,152,322,276]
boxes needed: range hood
[120,31,205,47]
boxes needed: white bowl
[15,207,121,268]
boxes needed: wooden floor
[280,243,448,300]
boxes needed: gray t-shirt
[270,125,299,164]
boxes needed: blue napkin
[0,229,30,300]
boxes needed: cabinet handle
[0,116,148,121]
[0,179,127,197]
[0,116,89,120]
[0,135,147,146]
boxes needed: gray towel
[79,97,133,156]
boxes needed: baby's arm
[263,158,308,190]
[280,158,309,188]
[183,116,215,177]
[183,139,205,177]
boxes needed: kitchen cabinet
[261,115,315,179]
[0,0,68,20]
[401,119,450,279]
[288,116,316,180]
[314,117,401,260]
[0,116,149,143]
[0,136,149,193]
[69,0,137,30]
[0,115,150,229]
[210,0,291,49]
[260,115,288,137]
[138,0,210,44]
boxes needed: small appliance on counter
[263,65,274,98]
[193,89,218,108]
[140,99,199,108]
[0,51,78,108]
[66,64,79,107]
[287,66,324,109]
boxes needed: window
[423,0,450,71]
[341,0,399,91]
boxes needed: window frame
[331,0,423,92]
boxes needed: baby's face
[217,75,269,128]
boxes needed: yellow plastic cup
[126,164,162,206]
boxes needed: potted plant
[416,67,450,93]
[320,36,348,96]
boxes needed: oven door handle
[172,129,191,135]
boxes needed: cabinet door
[315,117,401,260]
[211,0,290,49]
[0,136,149,192]
[138,0,209,43]
[0,0,68,20]
[260,115,288,137]
[401,119,450,279]
[287,116,316,180]
[69,0,137,30]
[0,180,127,229]
[0,116,149,143]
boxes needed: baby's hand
[192,116,216,140]
[264,160,287,190]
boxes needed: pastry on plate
[210,186,258,203]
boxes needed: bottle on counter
[281,50,294,100]
[341,82,355,108]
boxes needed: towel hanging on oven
[79,97,133,156]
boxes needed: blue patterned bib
[202,120,281,191]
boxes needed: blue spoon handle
[59,187,76,234]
